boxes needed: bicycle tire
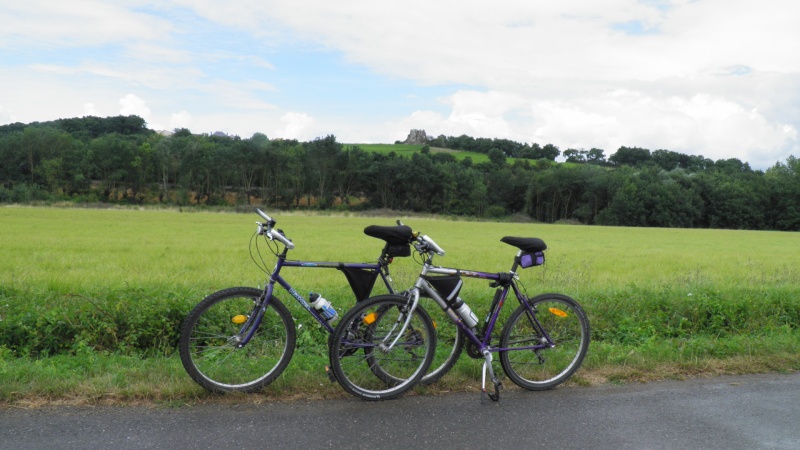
[499,293,589,390]
[179,287,296,393]
[361,295,463,386]
[328,295,436,400]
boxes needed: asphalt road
[2,372,798,449]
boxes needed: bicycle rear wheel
[329,296,436,400]
[499,293,589,390]
[179,287,296,393]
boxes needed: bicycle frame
[411,259,553,355]
[239,245,396,347]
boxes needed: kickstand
[480,351,502,404]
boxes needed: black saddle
[364,225,413,245]
[500,236,547,253]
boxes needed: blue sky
[2,0,799,169]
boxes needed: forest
[0,115,798,231]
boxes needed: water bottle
[450,296,478,328]
[309,292,338,323]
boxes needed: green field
[348,143,491,163]
[1,206,799,404]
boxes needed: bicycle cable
[517,275,530,299]
[248,231,279,274]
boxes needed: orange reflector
[232,315,247,324]
[549,307,568,318]
[363,312,378,325]
[432,320,438,330]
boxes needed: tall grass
[1,205,799,402]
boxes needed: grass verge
[2,344,798,407]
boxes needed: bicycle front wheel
[364,295,464,386]
[499,293,589,390]
[179,287,296,393]
[329,296,436,400]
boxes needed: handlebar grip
[268,229,295,250]
[422,235,445,256]
[255,208,272,223]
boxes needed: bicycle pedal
[324,365,337,383]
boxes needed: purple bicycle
[328,230,589,402]
[178,209,436,395]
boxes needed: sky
[1,0,799,169]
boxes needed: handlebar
[421,235,445,256]
[413,234,444,256]
[255,208,295,250]
[255,208,273,224]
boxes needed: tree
[540,144,561,161]
[232,138,264,205]
[713,158,752,174]
[597,167,703,227]
[563,149,586,163]
[0,130,26,184]
[20,127,73,184]
[89,133,138,195]
[651,149,684,171]
[304,135,342,207]
[334,146,372,206]
[697,171,766,229]
[155,135,184,200]
[179,136,215,199]
[525,165,586,222]
[765,155,800,230]
[366,154,410,209]
[406,153,448,212]
[573,164,619,224]
[487,148,507,166]
[444,163,487,216]
[609,146,651,167]
[517,143,541,160]
[586,148,606,165]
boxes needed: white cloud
[169,110,192,131]
[0,105,15,124]
[276,112,315,140]
[83,103,99,116]
[118,94,166,130]
[0,0,172,47]
[119,94,151,118]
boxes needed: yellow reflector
[549,307,568,318]
[231,315,247,324]
[432,320,438,330]
[363,312,378,325]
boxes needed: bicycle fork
[380,290,421,352]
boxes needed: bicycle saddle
[500,236,547,253]
[364,225,413,245]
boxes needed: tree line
[1,115,798,231]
